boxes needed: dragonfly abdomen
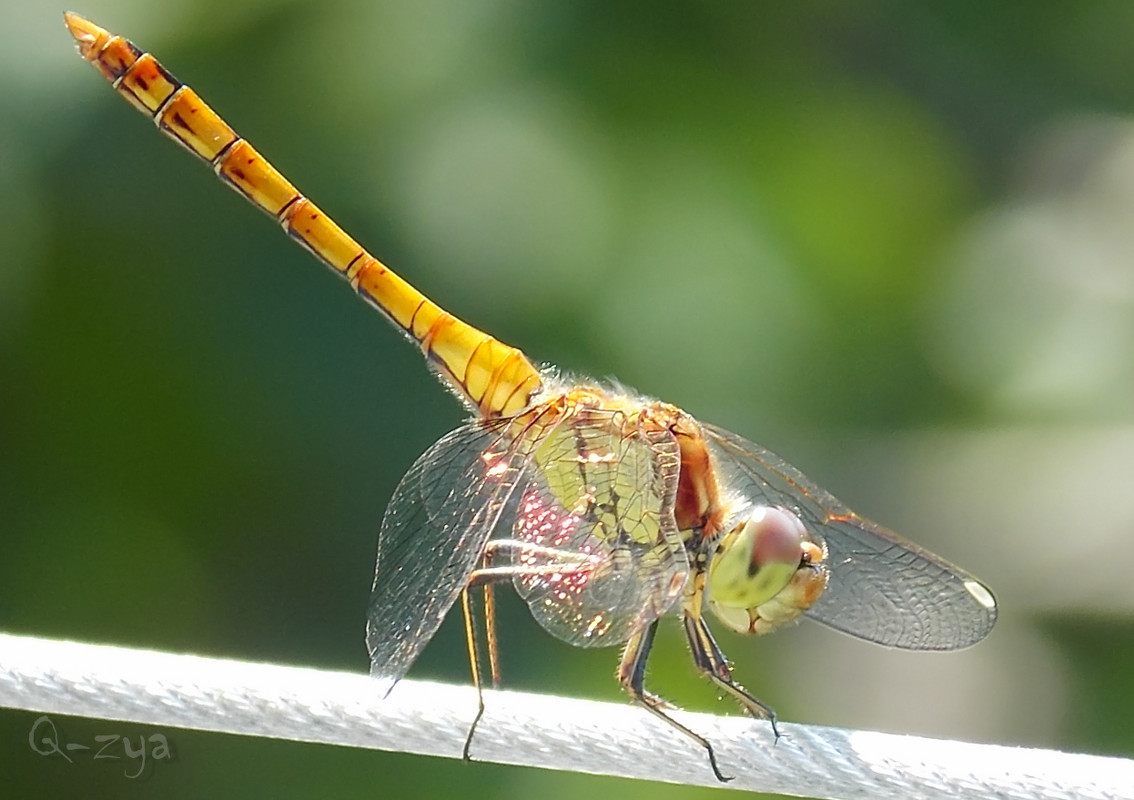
[64,13,542,419]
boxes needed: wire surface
[1,632,1130,798]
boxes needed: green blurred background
[3,1,1134,797]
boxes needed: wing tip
[369,668,398,698]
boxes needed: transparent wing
[504,407,689,648]
[702,422,997,650]
[366,408,564,693]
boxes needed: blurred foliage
[1046,618,1134,755]
[2,1,1134,798]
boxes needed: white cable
[0,631,1130,799]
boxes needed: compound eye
[708,506,807,611]
[749,506,808,569]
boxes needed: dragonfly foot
[705,742,734,783]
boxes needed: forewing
[702,422,997,650]
[366,409,563,693]
[506,408,689,648]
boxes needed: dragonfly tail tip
[63,12,107,58]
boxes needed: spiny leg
[617,621,732,783]
[459,539,520,760]
[459,587,488,761]
[460,540,603,761]
[683,612,780,740]
[479,542,502,689]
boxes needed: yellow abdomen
[64,12,543,419]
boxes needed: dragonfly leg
[459,545,508,761]
[617,621,732,783]
[479,545,501,688]
[683,612,780,739]
[467,539,597,587]
[459,587,487,761]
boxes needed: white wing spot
[963,580,996,610]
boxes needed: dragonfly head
[707,505,829,635]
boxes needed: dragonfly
[65,13,998,782]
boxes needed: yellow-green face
[706,506,811,634]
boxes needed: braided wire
[1,632,1130,798]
